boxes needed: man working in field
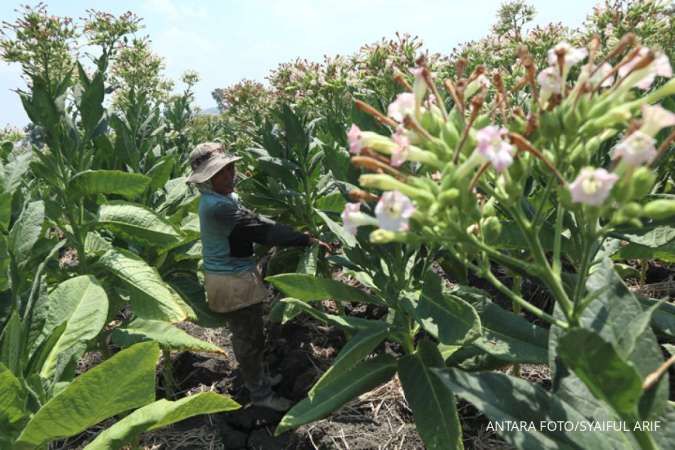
[187,142,330,411]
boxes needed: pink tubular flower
[391,128,410,167]
[568,167,619,206]
[341,202,377,235]
[341,202,362,235]
[640,104,675,137]
[475,126,515,172]
[387,92,415,122]
[547,42,588,70]
[347,124,363,155]
[582,62,614,88]
[618,47,672,90]
[612,131,657,167]
[537,67,562,94]
[374,191,416,232]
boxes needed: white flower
[475,126,515,172]
[537,67,562,94]
[618,47,672,90]
[387,93,415,122]
[341,202,377,235]
[374,191,416,232]
[568,167,618,206]
[347,124,363,155]
[391,128,410,167]
[581,62,614,88]
[547,42,588,70]
[640,104,675,137]
[612,131,657,167]
[537,67,562,107]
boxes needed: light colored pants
[204,269,267,313]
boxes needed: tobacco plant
[271,34,675,449]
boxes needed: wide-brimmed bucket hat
[186,142,242,184]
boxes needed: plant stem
[161,348,177,399]
[552,206,564,276]
[510,205,574,322]
[511,273,522,378]
[467,261,568,329]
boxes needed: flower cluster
[340,36,675,244]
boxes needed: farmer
[186,142,330,411]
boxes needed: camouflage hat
[186,142,241,184]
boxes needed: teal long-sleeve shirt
[198,191,310,274]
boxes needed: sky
[0,0,598,127]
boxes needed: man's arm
[228,207,310,257]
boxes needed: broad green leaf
[399,354,463,450]
[315,192,346,213]
[640,296,675,339]
[84,392,239,450]
[295,244,319,275]
[471,300,548,364]
[84,232,113,257]
[146,155,176,192]
[257,156,299,188]
[275,354,396,435]
[548,305,627,448]
[558,329,643,421]
[78,65,104,136]
[416,272,481,346]
[3,146,32,194]
[651,402,675,450]
[433,368,620,450]
[279,298,380,332]
[0,235,9,292]
[36,276,108,381]
[97,202,181,249]
[16,342,159,449]
[110,318,225,354]
[0,192,11,233]
[615,240,675,263]
[622,226,675,248]
[0,362,27,439]
[97,249,194,322]
[69,170,151,200]
[266,273,381,305]
[179,212,200,237]
[315,209,357,248]
[309,324,388,398]
[0,311,24,376]
[580,259,669,417]
[8,200,44,266]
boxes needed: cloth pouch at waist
[204,269,267,313]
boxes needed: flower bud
[631,166,656,199]
[359,174,434,203]
[481,216,502,244]
[369,229,408,244]
[643,199,675,220]
[441,121,460,148]
[420,110,442,135]
[622,202,643,218]
[539,111,561,139]
[438,188,460,206]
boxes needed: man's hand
[308,236,334,253]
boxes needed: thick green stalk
[552,206,565,276]
[467,261,569,329]
[510,206,574,321]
